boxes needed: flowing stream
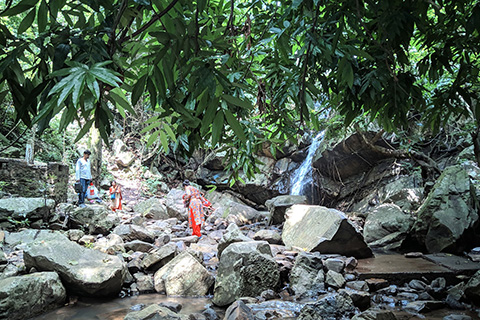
[290,131,325,196]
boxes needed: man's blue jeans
[78,178,91,205]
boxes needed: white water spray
[290,131,326,195]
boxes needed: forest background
[0,0,479,183]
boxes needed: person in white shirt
[75,150,92,208]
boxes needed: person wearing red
[182,180,211,237]
[109,180,122,211]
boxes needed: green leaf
[211,111,224,146]
[221,94,252,109]
[146,130,160,148]
[131,75,147,105]
[140,121,162,134]
[224,109,246,142]
[163,123,176,142]
[1,0,39,16]
[18,8,36,34]
[37,0,48,32]
[109,88,137,117]
[71,74,86,106]
[74,118,94,143]
[159,130,169,152]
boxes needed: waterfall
[290,130,326,195]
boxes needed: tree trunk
[89,126,102,184]
[25,125,36,164]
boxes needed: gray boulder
[113,224,155,243]
[351,309,397,320]
[124,304,184,320]
[0,272,66,320]
[154,251,214,296]
[298,291,356,320]
[142,242,178,271]
[134,198,168,220]
[166,189,188,220]
[414,165,479,253]
[290,252,325,299]
[363,204,413,250]
[208,191,265,226]
[253,229,282,244]
[212,241,280,307]
[0,197,55,225]
[217,223,251,258]
[23,232,127,297]
[282,205,373,258]
[68,204,120,234]
[224,300,255,320]
[124,240,156,253]
[265,195,307,225]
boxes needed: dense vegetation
[0,0,479,178]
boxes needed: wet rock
[326,270,346,289]
[113,224,155,243]
[324,257,345,273]
[363,204,413,250]
[446,282,467,309]
[188,313,207,320]
[246,300,304,319]
[443,315,473,320]
[290,251,325,299]
[365,278,389,291]
[217,223,251,258]
[414,165,479,253]
[224,300,255,320]
[408,279,428,291]
[23,232,127,297]
[165,189,188,220]
[134,198,168,220]
[124,240,156,253]
[265,195,307,225]
[141,242,177,271]
[124,304,184,320]
[404,300,445,313]
[213,241,279,307]
[298,291,356,320]
[252,229,282,244]
[465,270,480,305]
[345,256,358,272]
[159,301,182,312]
[154,251,214,296]
[202,307,220,320]
[351,309,397,320]
[0,272,66,320]
[282,205,373,258]
[339,288,371,311]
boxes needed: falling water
[290,131,326,195]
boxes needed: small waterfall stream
[290,131,326,196]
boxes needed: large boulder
[154,251,214,296]
[212,241,280,307]
[265,195,308,225]
[290,252,325,298]
[465,270,480,306]
[113,139,135,168]
[0,272,66,320]
[165,189,188,220]
[217,223,251,258]
[208,191,266,225]
[67,204,120,234]
[413,165,479,253]
[113,224,155,243]
[0,197,55,228]
[23,232,127,297]
[134,198,168,220]
[363,204,414,250]
[142,242,178,271]
[282,205,373,258]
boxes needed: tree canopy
[1,0,479,177]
